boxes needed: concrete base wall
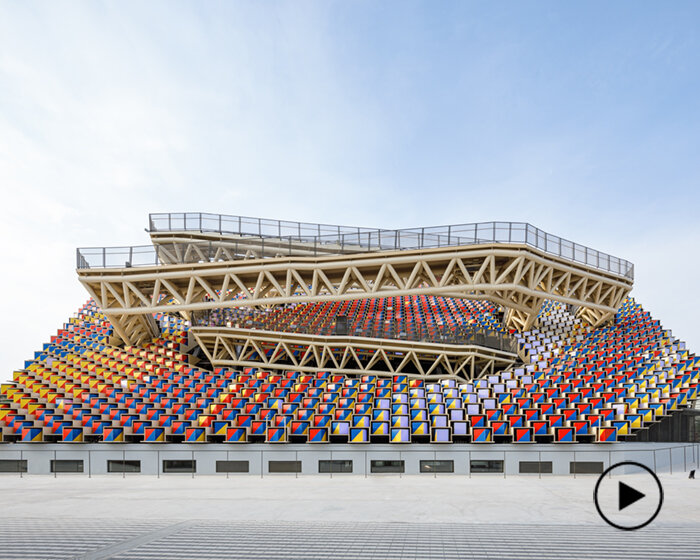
[0,442,697,476]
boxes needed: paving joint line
[74,520,194,560]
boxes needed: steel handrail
[77,214,634,280]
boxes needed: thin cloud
[1,2,700,379]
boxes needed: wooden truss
[191,328,518,381]
[78,243,633,346]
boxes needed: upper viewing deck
[77,212,634,280]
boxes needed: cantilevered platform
[75,214,634,346]
[77,239,632,347]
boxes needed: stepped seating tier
[1,298,697,444]
[193,295,506,342]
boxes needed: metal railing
[190,310,518,354]
[77,214,633,279]
[149,212,383,239]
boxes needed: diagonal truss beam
[191,328,519,381]
[79,243,633,345]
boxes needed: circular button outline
[593,461,664,531]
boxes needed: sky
[1,1,700,380]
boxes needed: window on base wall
[216,461,249,473]
[162,460,196,473]
[470,460,503,473]
[569,461,604,474]
[107,460,141,473]
[420,460,454,473]
[51,460,84,473]
[0,460,27,473]
[371,460,404,474]
[519,461,553,474]
[268,460,302,473]
[318,460,353,473]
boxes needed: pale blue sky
[1,1,699,379]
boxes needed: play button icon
[619,481,645,511]
[594,461,663,531]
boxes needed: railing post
[102,247,106,268]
